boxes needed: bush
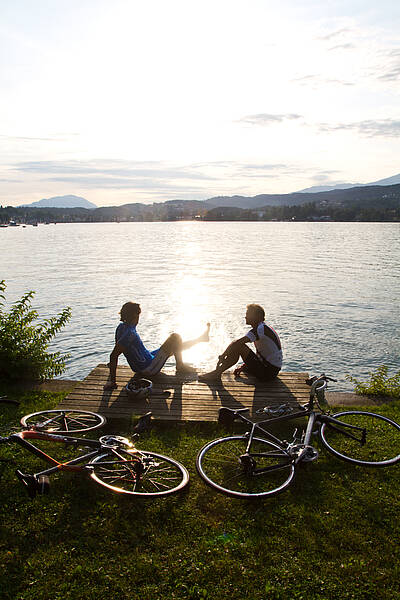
[347,365,400,399]
[0,280,71,381]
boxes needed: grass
[0,388,399,600]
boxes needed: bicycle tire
[196,435,295,499]
[21,410,106,433]
[320,411,400,467]
[89,449,189,496]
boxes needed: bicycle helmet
[125,378,153,401]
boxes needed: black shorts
[242,349,280,381]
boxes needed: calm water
[1,222,399,391]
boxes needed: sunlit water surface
[1,222,399,391]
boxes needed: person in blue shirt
[104,301,210,390]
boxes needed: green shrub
[0,280,71,381]
[347,365,400,399]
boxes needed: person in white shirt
[198,304,282,382]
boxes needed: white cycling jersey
[246,321,283,369]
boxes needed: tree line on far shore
[1,197,399,224]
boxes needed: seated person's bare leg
[199,345,251,381]
[146,325,210,375]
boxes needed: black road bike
[0,409,189,498]
[196,375,400,499]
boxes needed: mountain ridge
[19,195,97,209]
[11,173,400,211]
[296,172,400,194]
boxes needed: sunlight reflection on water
[1,221,399,390]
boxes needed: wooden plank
[57,364,310,422]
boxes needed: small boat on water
[0,224,8,228]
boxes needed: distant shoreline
[2,181,400,223]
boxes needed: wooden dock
[57,364,310,422]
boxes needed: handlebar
[306,374,337,386]
[306,373,337,405]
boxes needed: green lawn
[0,389,399,600]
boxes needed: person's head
[245,304,265,326]
[120,302,141,325]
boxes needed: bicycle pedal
[37,475,50,495]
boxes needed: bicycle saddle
[218,407,249,426]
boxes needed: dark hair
[120,302,141,323]
[246,303,265,322]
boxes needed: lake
[1,221,399,391]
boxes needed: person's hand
[103,381,117,391]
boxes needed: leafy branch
[0,280,71,381]
[347,365,400,399]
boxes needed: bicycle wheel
[21,410,106,433]
[196,436,295,499]
[89,449,189,496]
[320,411,400,467]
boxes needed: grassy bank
[0,390,399,600]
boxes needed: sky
[1,0,399,207]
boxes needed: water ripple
[1,222,399,391]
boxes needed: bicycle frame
[1,409,190,498]
[8,431,105,478]
[229,381,368,472]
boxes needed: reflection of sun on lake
[158,272,227,369]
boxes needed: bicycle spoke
[90,450,189,496]
[21,410,106,433]
[197,436,295,498]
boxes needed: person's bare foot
[176,363,197,374]
[198,370,221,382]
[200,322,211,343]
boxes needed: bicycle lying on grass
[196,374,400,499]
[0,409,189,498]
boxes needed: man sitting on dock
[198,304,282,382]
[104,302,210,390]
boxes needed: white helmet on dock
[125,378,153,401]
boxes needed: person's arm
[103,342,125,390]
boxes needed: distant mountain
[370,173,400,186]
[297,173,400,194]
[3,182,399,222]
[297,183,361,193]
[20,195,97,209]
[204,183,400,209]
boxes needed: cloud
[317,28,353,41]
[231,163,301,180]
[0,134,64,143]
[9,158,322,195]
[44,176,208,193]
[376,48,400,82]
[328,43,356,51]
[237,114,302,126]
[14,160,217,182]
[292,74,354,87]
[317,119,400,138]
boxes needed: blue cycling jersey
[115,322,159,372]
